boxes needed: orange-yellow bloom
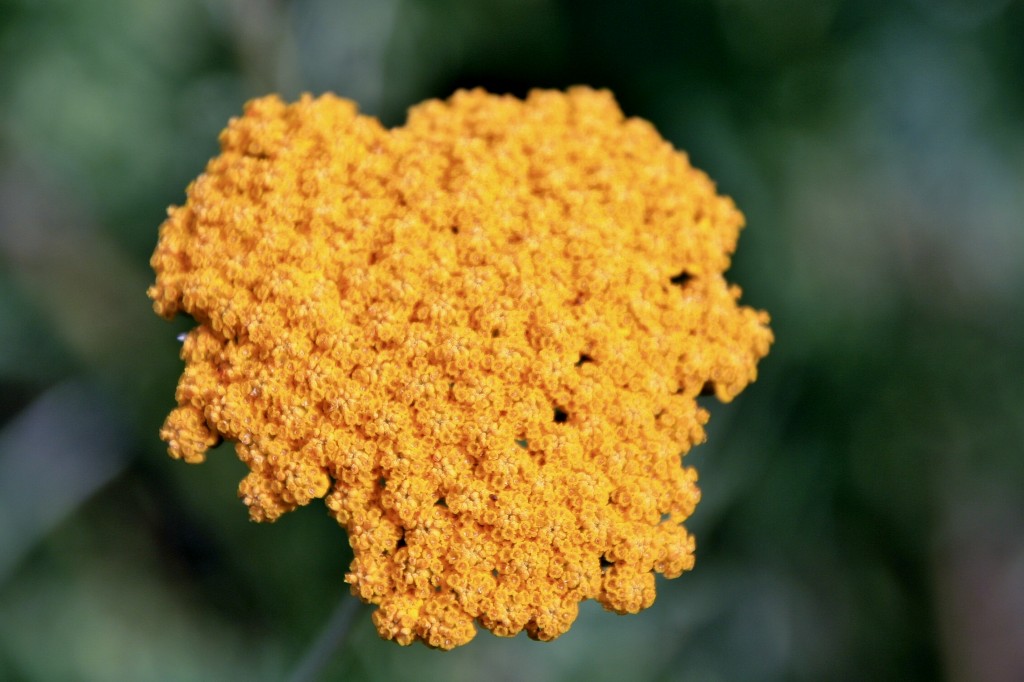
[149,87,772,648]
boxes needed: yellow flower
[149,87,772,649]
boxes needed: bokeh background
[2,0,1023,680]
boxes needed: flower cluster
[149,87,772,648]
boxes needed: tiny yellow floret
[149,87,772,648]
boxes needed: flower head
[149,87,772,648]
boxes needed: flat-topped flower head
[149,87,772,649]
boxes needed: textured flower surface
[149,87,772,649]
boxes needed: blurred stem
[286,592,364,682]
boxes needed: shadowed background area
[1,0,1023,679]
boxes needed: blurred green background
[2,0,1023,680]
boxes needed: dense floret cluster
[149,87,772,648]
